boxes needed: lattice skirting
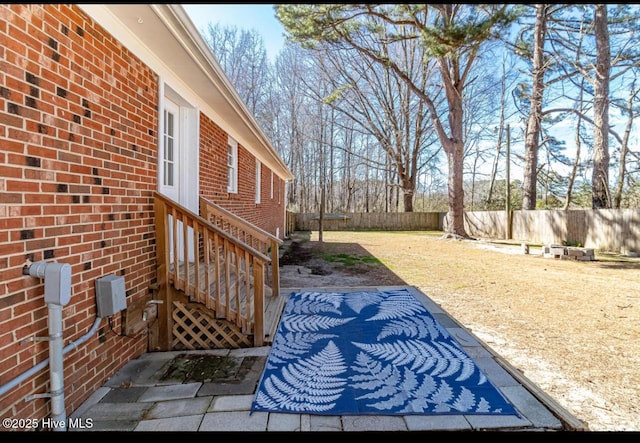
[171,301,252,349]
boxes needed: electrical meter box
[95,275,127,317]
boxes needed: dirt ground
[278,230,640,432]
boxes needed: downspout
[0,262,103,432]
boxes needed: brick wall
[1,4,289,427]
[199,113,286,239]
[0,4,157,424]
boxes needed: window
[270,170,274,199]
[227,137,238,193]
[255,159,261,204]
[162,108,175,187]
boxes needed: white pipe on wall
[47,304,66,431]
[27,262,71,432]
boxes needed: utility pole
[505,124,511,240]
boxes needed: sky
[183,4,286,61]
[180,4,628,182]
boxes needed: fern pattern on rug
[251,288,519,416]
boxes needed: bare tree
[305,26,439,212]
[203,23,271,118]
[533,5,640,209]
[271,45,318,212]
[486,57,510,205]
[461,47,518,211]
[564,77,587,210]
[276,4,520,237]
[612,76,640,208]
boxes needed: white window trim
[162,105,176,188]
[227,136,238,194]
[255,159,261,204]
[270,170,274,199]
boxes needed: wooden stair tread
[263,292,288,344]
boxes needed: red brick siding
[0,4,157,424]
[199,113,286,238]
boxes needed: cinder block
[549,246,567,256]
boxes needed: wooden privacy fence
[293,209,640,253]
[295,212,441,232]
[449,208,640,253]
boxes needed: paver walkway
[69,286,586,432]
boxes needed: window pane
[227,141,237,193]
[255,160,261,203]
[163,110,175,187]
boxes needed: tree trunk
[445,142,466,236]
[564,80,584,210]
[403,189,414,212]
[487,126,504,205]
[488,60,508,205]
[438,48,468,237]
[318,182,325,243]
[345,148,353,212]
[613,86,635,208]
[592,4,611,209]
[522,4,549,210]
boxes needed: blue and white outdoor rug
[251,288,519,416]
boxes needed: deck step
[263,292,288,344]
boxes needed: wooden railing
[199,196,281,299]
[154,192,271,348]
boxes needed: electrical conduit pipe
[31,262,70,431]
[0,317,103,397]
[0,262,103,432]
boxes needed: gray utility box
[95,275,127,318]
